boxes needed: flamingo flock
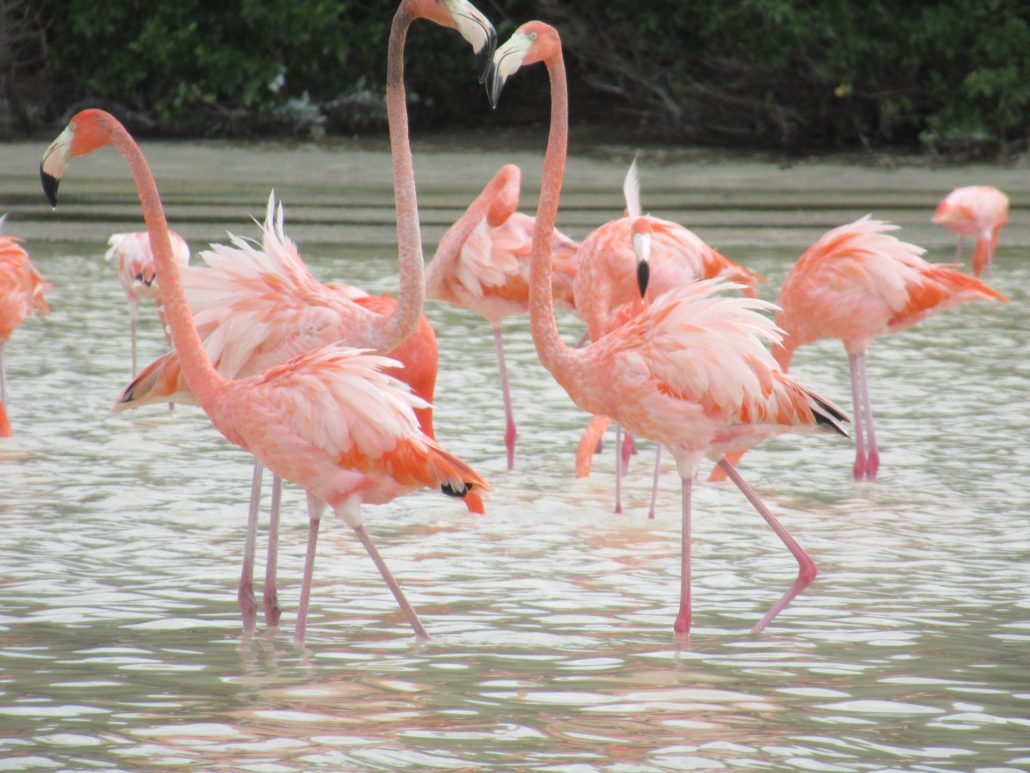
[3,0,1012,643]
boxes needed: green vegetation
[1,0,1027,154]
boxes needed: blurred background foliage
[1,0,1027,155]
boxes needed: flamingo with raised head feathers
[573,158,764,515]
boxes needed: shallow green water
[0,150,1028,771]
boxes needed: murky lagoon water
[1,142,1028,770]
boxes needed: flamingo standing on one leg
[572,159,764,515]
[121,193,482,630]
[104,230,190,376]
[0,217,51,437]
[766,216,1008,482]
[42,108,490,643]
[488,22,850,635]
[932,185,1009,277]
[426,162,579,470]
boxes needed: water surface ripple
[0,181,1027,772]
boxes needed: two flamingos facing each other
[573,158,764,517]
[426,162,579,471]
[488,21,850,635]
[104,230,190,377]
[932,185,1009,278]
[0,217,52,437]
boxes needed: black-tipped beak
[636,259,650,298]
[41,166,59,208]
[476,27,497,84]
[487,65,507,110]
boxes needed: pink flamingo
[932,185,1009,277]
[42,108,489,642]
[489,22,850,635]
[83,0,494,639]
[762,216,1007,482]
[104,230,190,375]
[0,217,51,437]
[573,159,764,515]
[426,162,579,470]
[120,193,481,630]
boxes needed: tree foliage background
[2,0,1028,154]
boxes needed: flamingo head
[412,0,497,83]
[630,217,653,297]
[41,109,112,207]
[487,21,560,108]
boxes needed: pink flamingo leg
[620,430,635,473]
[263,474,283,627]
[294,493,325,645]
[648,446,662,519]
[352,524,428,639]
[128,299,139,377]
[953,236,966,264]
[614,423,624,514]
[238,461,262,631]
[492,324,517,471]
[717,459,817,633]
[0,341,7,405]
[858,354,879,481]
[848,353,867,480]
[674,476,693,635]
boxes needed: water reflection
[0,216,1026,770]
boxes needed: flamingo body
[427,163,579,469]
[770,215,1007,481]
[0,223,51,436]
[932,185,1009,277]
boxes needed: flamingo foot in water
[238,583,257,631]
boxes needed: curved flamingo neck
[376,4,425,353]
[427,165,518,293]
[102,115,226,409]
[529,48,577,378]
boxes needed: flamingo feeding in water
[764,216,1008,482]
[0,218,51,437]
[932,185,1009,277]
[105,230,190,376]
[426,162,579,470]
[488,21,850,635]
[573,158,764,516]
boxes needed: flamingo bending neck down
[0,218,51,437]
[769,216,1008,482]
[426,162,579,470]
[104,230,190,376]
[488,21,850,636]
[41,109,490,642]
[932,185,1009,278]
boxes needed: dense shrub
[6,0,1029,153]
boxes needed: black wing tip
[40,166,59,208]
[441,482,474,498]
[809,391,851,438]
